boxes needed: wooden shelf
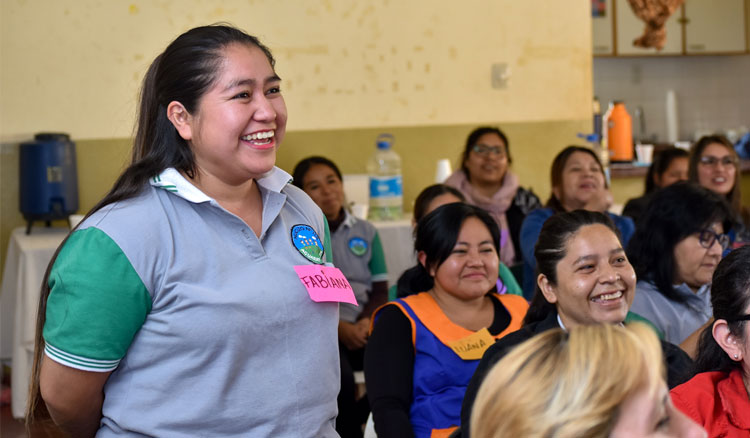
[610,162,650,178]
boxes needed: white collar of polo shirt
[150,167,292,203]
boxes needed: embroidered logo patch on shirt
[291,224,325,264]
[348,237,368,256]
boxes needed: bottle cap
[577,133,601,143]
[376,133,394,149]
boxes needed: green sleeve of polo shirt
[368,231,388,277]
[498,262,523,296]
[43,228,152,371]
[625,311,665,339]
[323,217,333,265]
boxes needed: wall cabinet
[615,0,683,55]
[684,0,746,53]
[592,0,616,55]
[593,0,748,56]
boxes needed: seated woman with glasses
[689,135,750,247]
[671,245,750,437]
[445,127,541,268]
[628,182,732,355]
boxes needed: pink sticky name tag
[294,265,358,305]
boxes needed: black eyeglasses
[725,314,750,322]
[698,229,730,251]
[699,155,738,167]
[471,144,506,157]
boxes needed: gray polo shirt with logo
[44,167,339,437]
[331,210,387,322]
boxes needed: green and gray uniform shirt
[331,210,387,322]
[44,167,340,437]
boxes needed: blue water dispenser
[19,133,79,234]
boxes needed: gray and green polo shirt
[331,210,387,322]
[43,167,340,437]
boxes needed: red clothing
[671,369,750,437]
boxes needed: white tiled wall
[593,55,750,143]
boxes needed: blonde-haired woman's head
[470,323,705,438]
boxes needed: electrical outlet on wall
[491,63,510,89]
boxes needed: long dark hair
[27,24,275,424]
[100,24,274,215]
[525,210,620,325]
[694,245,750,374]
[627,182,732,303]
[644,147,688,194]
[397,203,500,297]
[412,184,465,223]
[291,156,343,190]
[545,146,607,213]
[395,185,466,297]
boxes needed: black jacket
[456,311,695,438]
[621,193,653,226]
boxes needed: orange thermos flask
[603,101,633,162]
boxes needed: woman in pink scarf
[445,127,540,267]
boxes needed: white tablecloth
[0,227,68,418]
[371,219,415,287]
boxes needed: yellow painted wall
[0,0,592,141]
[0,120,590,268]
[610,176,646,208]
[0,1,594,273]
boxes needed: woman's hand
[356,317,371,338]
[339,319,369,350]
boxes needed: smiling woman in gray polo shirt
[28,25,340,438]
[628,182,732,353]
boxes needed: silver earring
[734,354,739,360]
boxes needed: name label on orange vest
[446,328,495,360]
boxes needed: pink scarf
[444,169,519,265]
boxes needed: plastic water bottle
[577,132,610,186]
[367,134,403,221]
